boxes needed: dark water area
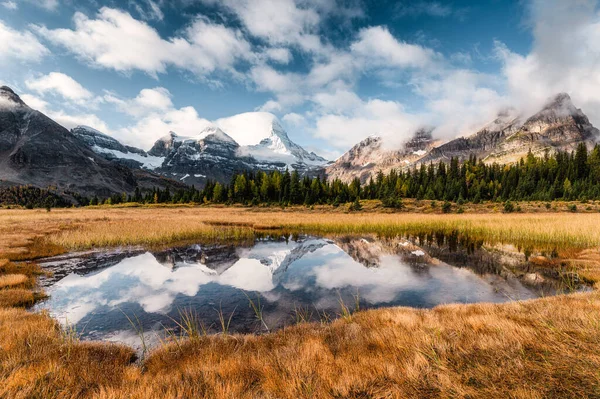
[33,233,572,348]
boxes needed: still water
[34,234,557,347]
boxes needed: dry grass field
[1,205,600,398]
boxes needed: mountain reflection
[34,235,551,345]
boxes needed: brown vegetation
[1,206,600,398]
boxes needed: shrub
[568,204,577,213]
[441,201,452,214]
[382,195,403,209]
[504,201,515,213]
[348,197,362,212]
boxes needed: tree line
[4,143,600,208]
[95,143,600,207]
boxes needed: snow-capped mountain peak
[215,112,282,146]
[215,112,327,166]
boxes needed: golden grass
[1,206,600,398]
[0,274,29,289]
[0,288,36,308]
[35,207,600,250]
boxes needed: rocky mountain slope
[77,113,329,187]
[327,93,599,183]
[326,128,438,183]
[0,86,182,198]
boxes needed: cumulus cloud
[20,93,49,110]
[104,87,173,117]
[34,8,252,78]
[105,87,213,148]
[2,1,17,10]
[201,0,324,54]
[282,112,306,126]
[0,20,48,63]
[26,72,93,102]
[265,47,292,64]
[20,93,110,132]
[114,105,213,148]
[351,26,439,69]
[313,96,422,151]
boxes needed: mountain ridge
[327,93,600,183]
[0,86,185,198]
[75,113,329,187]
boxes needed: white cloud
[313,97,421,151]
[105,87,173,117]
[250,65,301,94]
[204,0,322,53]
[265,47,292,64]
[312,89,362,114]
[20,93,110,132]
[282,112,306,126]
[34,8,252,78]
[351,26,439,69]
[2,1,17,10]
[18,0,59,10]
[393,1,468,19]
[20,93,49,110]
[307,52,357,88]
[0,20,48,63]
[495,0,600,125]
[257,100,282,113]
[133,0,164,21]
[115,105,213,149]
[49,110,111,132]
[105,87,213,148]
[26,72,93,102]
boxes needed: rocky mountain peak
[0,86,26,108]
[329,92,600,183]
[196,126,237,144]
[148,132,179,157]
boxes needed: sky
[1,0,600,159]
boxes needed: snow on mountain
[215,112,328,166]
[74,112,330,187]
[72,126,164,170]
[0,86,181,197]
[149,127,237,158]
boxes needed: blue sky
[1,0,599,159]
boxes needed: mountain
[0,86,182,198]
[326,128,437,183]
[216,112,328,166]
[328,93,600,183]
[148,127,263,186]
[72,126,164,170]
[78,112,329,187]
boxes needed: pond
[33,234,568,348]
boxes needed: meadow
[1,204,600,398]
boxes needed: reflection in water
[34,235,561,348]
